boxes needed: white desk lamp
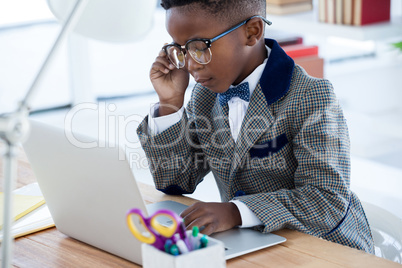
[0,0,156,266]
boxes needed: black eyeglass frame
[162,15,272,68]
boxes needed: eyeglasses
[162,15,272,69]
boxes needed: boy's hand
[180,202,242,235]
[150,48,190,116]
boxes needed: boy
[137,0,374,253]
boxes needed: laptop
[23,119,286,265]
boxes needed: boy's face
[166,7,252,93]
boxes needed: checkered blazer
[137,39,374,253]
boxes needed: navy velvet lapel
[260,39,294,106]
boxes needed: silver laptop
[23,119,286,265]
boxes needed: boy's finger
[155,55,175,70]
[199,223,215,236]
[151,62,170,74]
[159,49,167,57]
[184,215,212,233]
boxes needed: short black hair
[160,0,266,26]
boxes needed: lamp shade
[47,0,157,42]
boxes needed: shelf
[266,10,402,41]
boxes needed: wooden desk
[1,145,400,267]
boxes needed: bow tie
[218,82,250,106]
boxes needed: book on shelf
[326,0,335,24]
[269,30,304,46]
[277,36,303,46]
[318,0,326,22]
[318,0,391,26]
[343,0,353,25]
[294,56,324,78]
[266,0,309,4]
[335,0,343,24]
[283,44,319,59]
[0,183,54,241]
[266,1,313,15]
[282,44,323,78]
[353,0,391,26]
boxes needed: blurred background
[0,0,401,219]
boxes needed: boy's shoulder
[290,64,335,99]
[289,64,332,93]
[274,64,336,112]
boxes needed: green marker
[164,239,173,253]
[170,244,180,256]
[200,235,208,248]
[190,226,200,250]
[192,226,199,237]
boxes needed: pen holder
[142,232,226,268]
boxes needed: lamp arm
[0,0,89,267]
[19,0,90,113]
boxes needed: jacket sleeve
[136,99,210,195]
[234,79,352,237]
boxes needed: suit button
[234,190,246,197]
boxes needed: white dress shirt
[147,47,271,227]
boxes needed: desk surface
[0,145,400,268]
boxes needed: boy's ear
[244,18,264,46]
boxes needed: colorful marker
[200,235,208,248]
[176,239,189,254]
[169,244,180,256]
[190,226,200,250]
[164,239,173,253]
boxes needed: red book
[278,36,303,47]
[294,56,324,78]
[353,0,390,26]
[283,44,319,59]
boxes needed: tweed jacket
[137,39,374,253]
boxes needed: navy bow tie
[218,82,250,106]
